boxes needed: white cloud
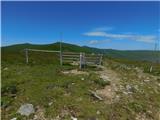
[84,31,107,37]
[89,40,99,44]
[93,27,114,31]
[88,39,110,45]
[84,31,156,43]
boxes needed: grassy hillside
[2,42,160,63]
[2,42,93,53]
[2,42,160,120]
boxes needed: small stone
[48,102,53,106]
[72,83,75,85]
[134,85,139,91]
[126,85,133,92]
[77,97,82,101]
[62,71,70,74]
[3,67,8,71]
[119,85,124,90]
[114,95,120,102]
[147,110,152,114]
[108,89,111,92]
[81,78,84,80]
[71,116,77,120]
[96,110,100,115]
[54,115,60,120]
[144,80,150,82]
[17,103,35,116]
[123,91,128,95]
[10,118,17,120]
[33,115,38,120]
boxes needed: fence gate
[24,48,103,69]
[62,52,103,69]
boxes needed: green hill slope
[2,42,160,63]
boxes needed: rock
[100,74,109,81]
[33,115,38,120]
[147,110,152,114]
[17,103,35,116]
[48,102,53,106]
[119,85,124,90]
[71,116,77,120]
[10,118,17,120]
[114,95,120,102]
[108,88,111,92]
[81,78,84,81]
[134,85,139,91]
[123,91,128,95]
[62,71,70,74]
[126,85,133,93]
[3,67,8,71]
[76,97,82,102]
[143,80,150,82]
[96,110,100,115]
[54,115,60,120]
[89,90,103,101]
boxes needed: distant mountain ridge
[2,42,160,62]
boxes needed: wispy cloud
[84,31,157,43]
[88,39,110,45]
[93,26,114,31]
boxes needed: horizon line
[1,41,159,51]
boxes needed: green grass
[107,57,160,76]
[104,58,160,120]
[2,43,160,120]
[2,42,160,62]
[2,60,111,119]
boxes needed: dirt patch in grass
[34,106,46,120]
[62,69,89,75]
[96,65,121,104]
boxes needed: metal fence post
[80,52,82,69]
[99,54,103,65]
[60,51,63,66]
[25,49,29,64]
[83,52,86,68]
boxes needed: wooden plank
[85,56,100,58]
[85,54,102,56]
[62,55,79,57]
[62,60,79,63]
[62,52,80,55]
[86,61,99,64]
[85,58,99,60]
[63,57,79,60]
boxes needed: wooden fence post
[25,49,29,64]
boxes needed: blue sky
[1,1,160,50]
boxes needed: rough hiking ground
[2,58,160,120]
